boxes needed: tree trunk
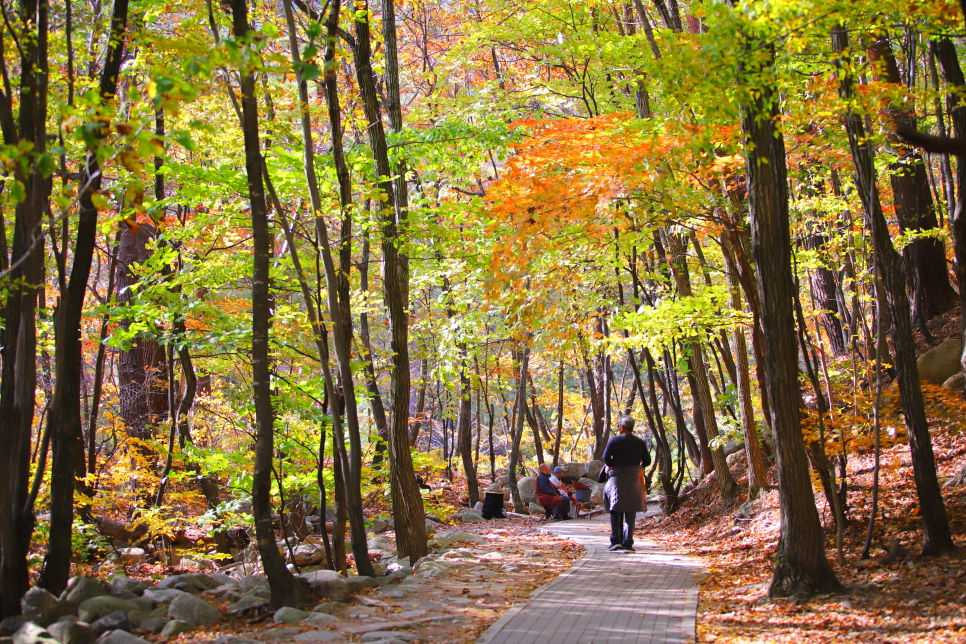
[868,35,958,321]
[506,347,530,513]
[736,16,842,597]
[0,0,49,616]
[836,26,954,556]
[116,224,168,453]
[933,37,966,392]
[231,0,310,608]
[39,0,129,594]
[353,0,427,561]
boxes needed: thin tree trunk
[507,347,530,513]
[232,0,310,608]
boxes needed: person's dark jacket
[536,471,559,496]
[602,432,651,469]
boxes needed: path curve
[477,513,700,644]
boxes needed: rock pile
[1,558,418,644]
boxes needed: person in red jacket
[536,463,571,520]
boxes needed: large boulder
[12,622,57,644]
[157,573,220,595]
[98,632,151,644]
[528,502,545,515]
[517,477,537,504]
[21,588,57,616]
[943,372,966,392]
[289,544,326,567]
[48,617,96,644]
[108,577,147,598]
[142,588,187,604]
[159,620,195,638]
[90,610,131,636]
[298,570,349,602]
[273,607,309,624]
[918,338,962,386]
[62,577,108,605]
[585,460,604,481]
[166,594,221,625]
[557,463,586,482]
[458,509,484,523]
[77,597,138,623]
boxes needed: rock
[1,617,33,638]
[370,519,389,533]
[557,463,585,482]
[424,520,439,536]
[289,544,326,567]
[918,338,962,385]
[299,570,349,602]
[47,618,96,644]
[442,531,485,544]
[273,607,310,624]
[107,578,146,599]
[96,632,150,644]
[293,632,342,642]
[21,589,58,617]
[370,563,387,577]
[726,449,747,469]
[584,460,604,481]
[225,594,264,613]
[723,440,744,457]
[360,632,417,642]
[472,502,483,512]
[736,501,756,519]
[178,557,216,572]
[302,613,338,626]
[89,611,130,636]
[133,617,168,635]
[11,623,57,644]
[367,536,395,553]
[79,597,140,625]
[166,594,221,625]
[943,372,965,392]
[159,620,195,638]
[459,510,484,523]
[62,578,108,605]
[528,502,545,515]
[156,573,219,595]
[516,477,537,504]
[115,549,144,567]
[312,602,342,614]
[141,589,185,604]
[238,576,270,595]
[214,638,261,644]
[345,576,375,594]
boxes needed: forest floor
[115,519,582,644]
[640,414,966,642]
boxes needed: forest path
[477,510,701,644]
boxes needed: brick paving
[477,512,700,644]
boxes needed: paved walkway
[477,512,701,644]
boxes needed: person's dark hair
[618,414,635,432]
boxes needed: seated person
[550,466,580,518]
[536,463,571,520]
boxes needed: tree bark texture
[231,0,310,608]
[0,0,49,616]
[737,21,842,597]
[39,0,129,594]
[353,0,427,561]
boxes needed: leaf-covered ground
[640,417,966,643]
[116,520,581,644]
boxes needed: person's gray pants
[610,511,636,547]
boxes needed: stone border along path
[477,509,701,644]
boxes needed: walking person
[601,414,651,552]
